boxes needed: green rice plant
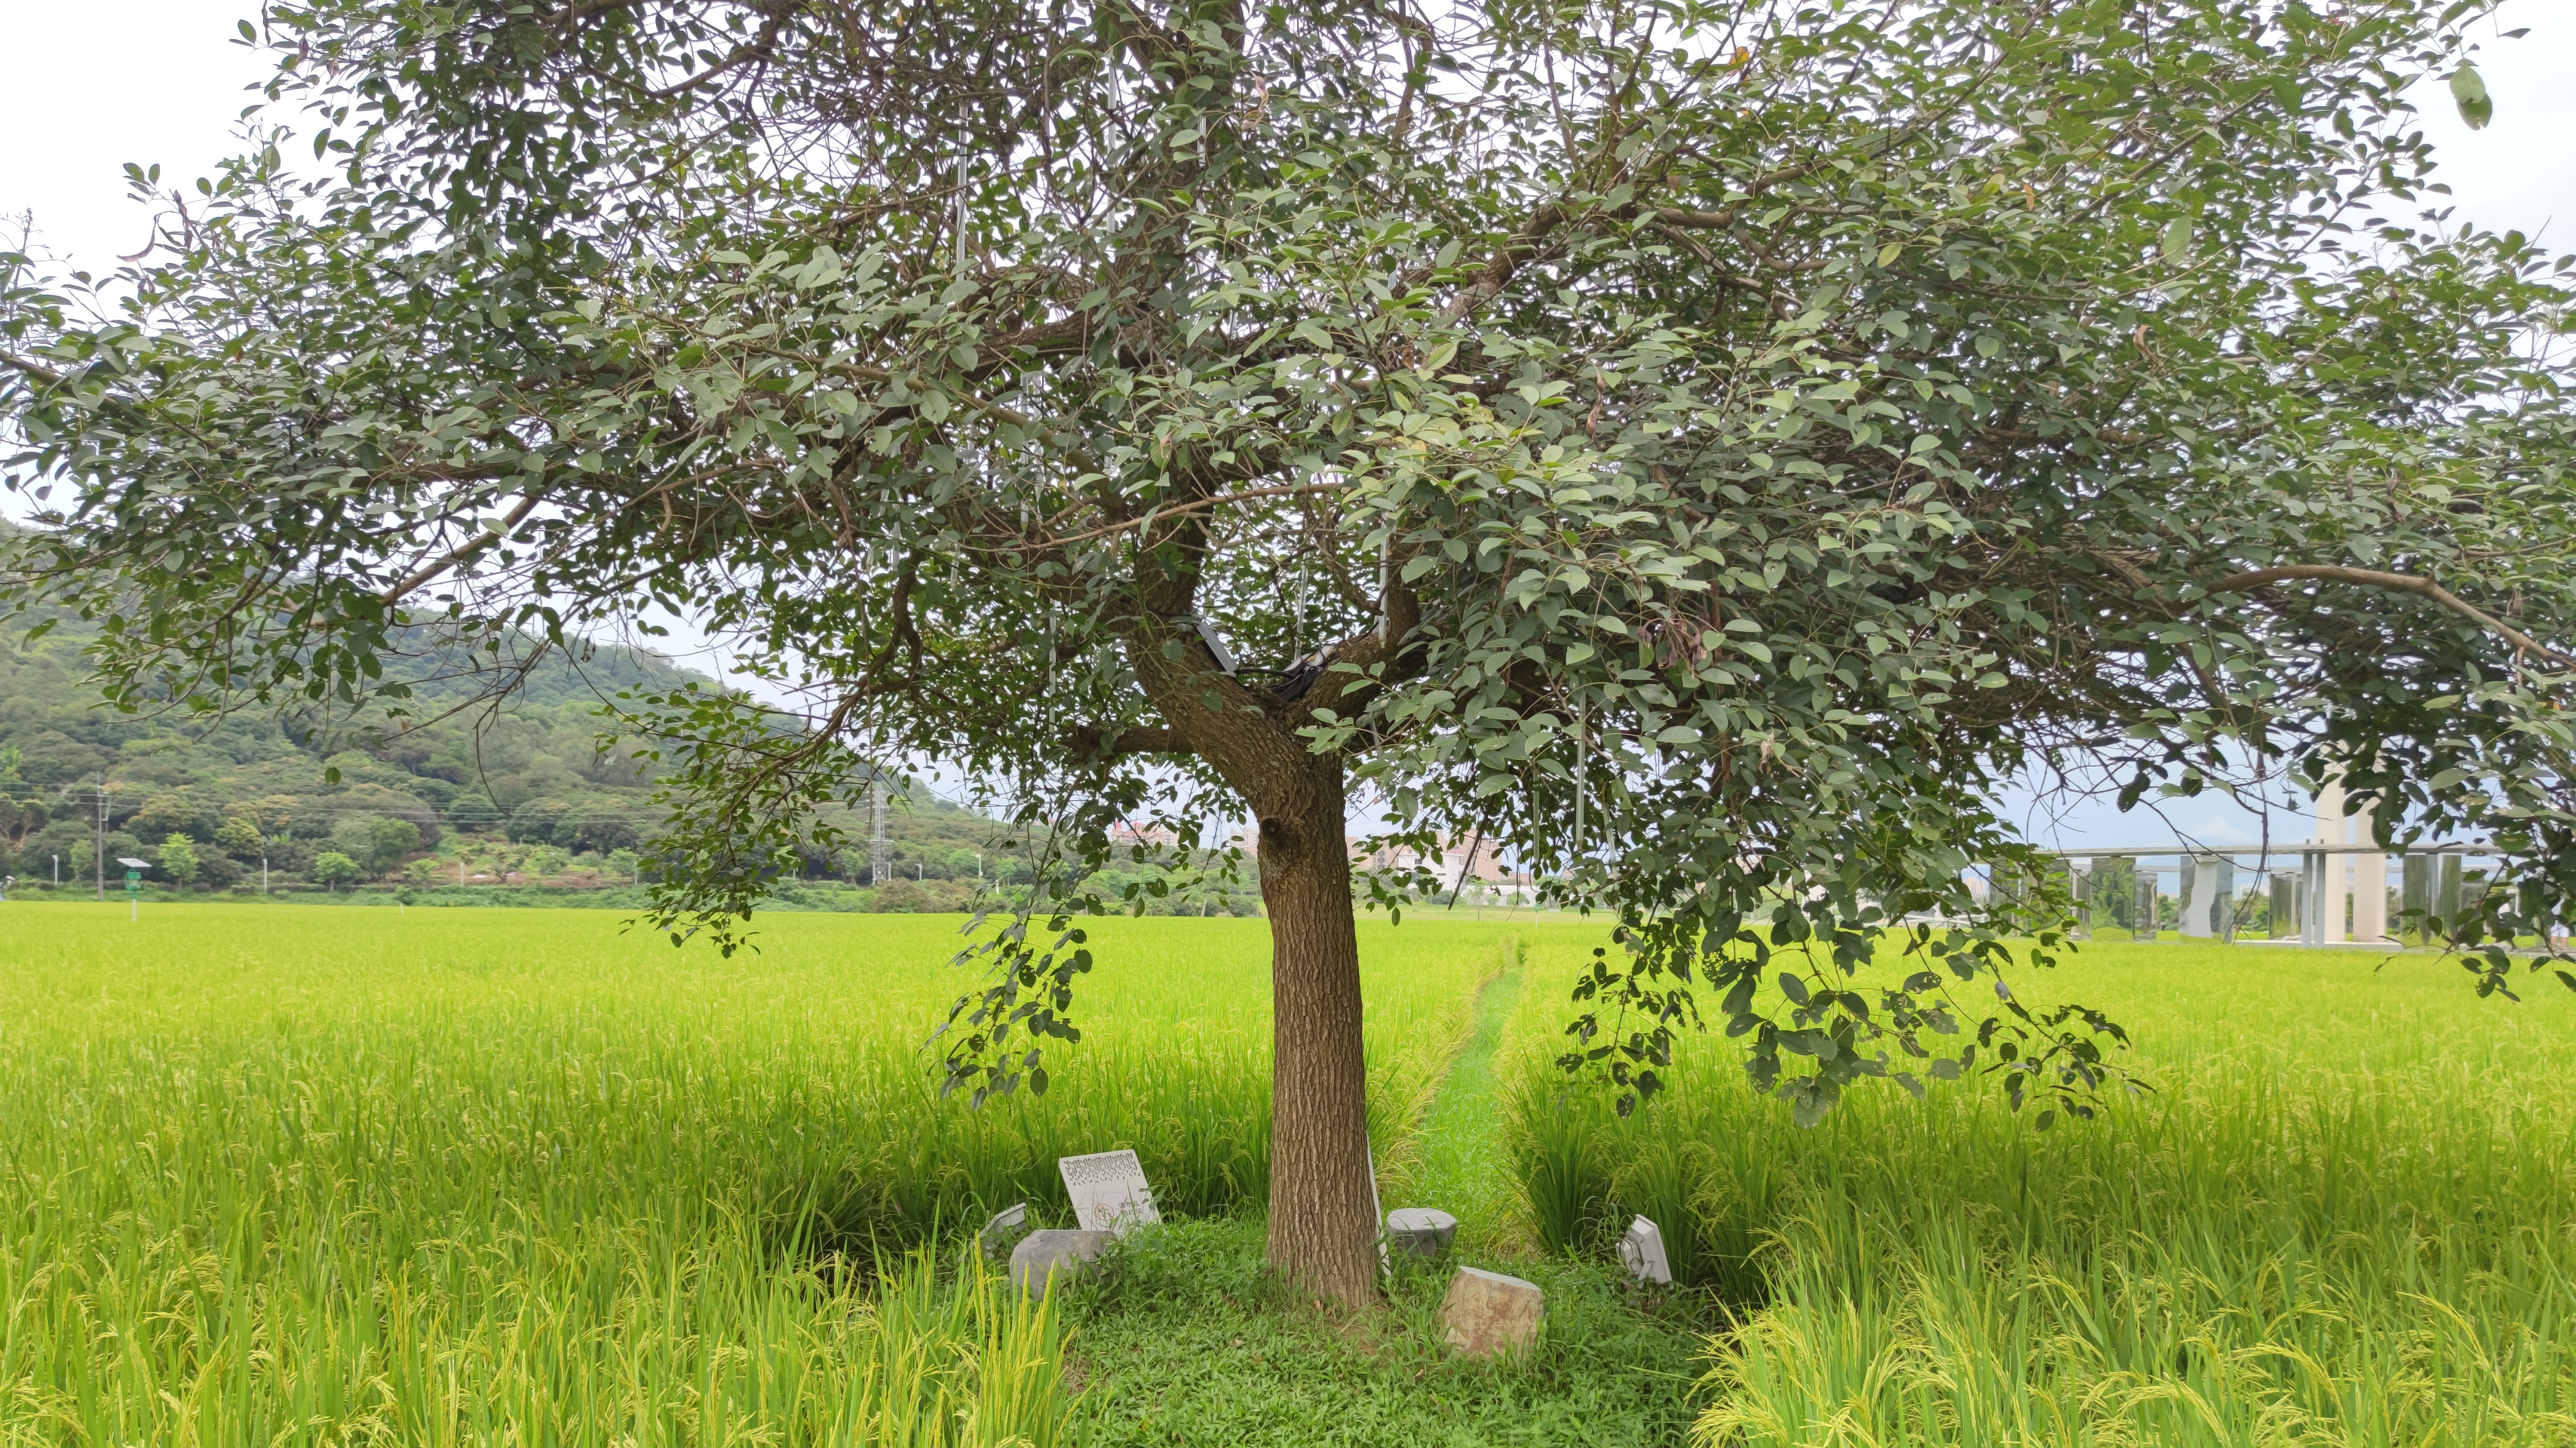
[1507,1078,1621,1253]
[1605,1103,1707,1292]
[1496,938,2576,1444]
[860,1247,1083,1448]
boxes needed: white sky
[3,1,2568,848]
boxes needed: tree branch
[1296,551,1426,719]
[381,492,544,606]
[1071,724,1198,757]
[2206,565,2576,669]
[1007,481,1347,553]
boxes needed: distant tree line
[0,606,1256,913]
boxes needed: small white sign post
[1057,1149,1161,1236]
[975,1202,1031,1262]
[1618,1215,1673,1285]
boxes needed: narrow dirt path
[1384,936,1527,1256]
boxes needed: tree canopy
[7,0,2574,1302]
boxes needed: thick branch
[2206,565,2576,670]
[382,492,543,606]
[1296,556,1425,719]
[1071,724,1197,757]
[1009,481,1346,553]
[1437,201,1571,325]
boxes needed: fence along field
[0,907,1499,1444]
[1496,937,2576,1446]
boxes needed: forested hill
[0,603,998,897]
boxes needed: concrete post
[868,774,891,886]
[2314,777,2348,940]
[2400,854,2433,943]
[2351,799,2387,943]
[2181,856,2235,940]
[2435,854,2463,941]
[2318,845,2338,948]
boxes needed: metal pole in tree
[869,772,890,887]
[1573,702,1587,859]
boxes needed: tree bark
[1255,752,1381,1306]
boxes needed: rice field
[1495,936,2576,1446]
[0,906,1506,1444]
[8,906,2573,1446]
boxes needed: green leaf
[2451,63,2493,130]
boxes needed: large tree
[5,0,2574,1305]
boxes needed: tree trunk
[1115,536,1402,1308]
[1256,753,1381,1307]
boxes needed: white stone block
[1618,1215,1673,1284]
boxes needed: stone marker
[2436,854,2464,941]
[1368,1149,1385,1264]
[1385,1207,1458,1258]
[1437,1265,1544,1357]
[1008,1229,1115,1293]
[2180,854,2235,940]
[2402,854,2433,942]
[1058,1149,1161,1237]
[976,1202,1031,1262]
[1617,1215,1673,1285]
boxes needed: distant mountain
[0,600,996,896]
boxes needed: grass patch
[1382,932,1532,1258]
[1064,1216,1706,1446]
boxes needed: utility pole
[868,772,890,886]
[94,776,106,901]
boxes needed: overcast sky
[4,2,2567,848]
